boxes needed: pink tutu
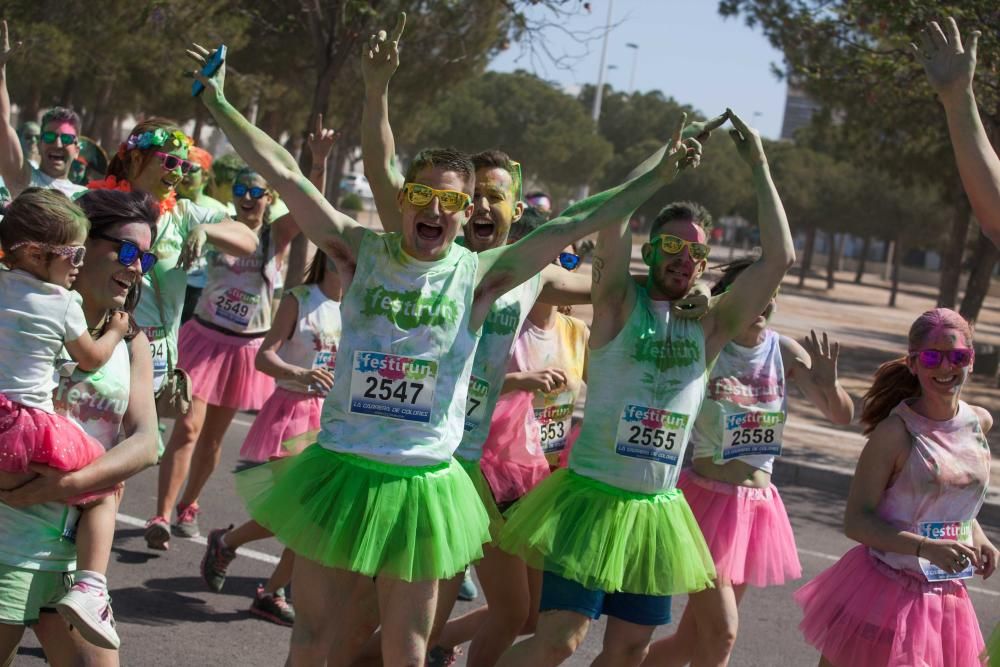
[239,388,322,462]
[795,544,985,667]
[480,391,550,503]
[177,319,275,410]
[0,393,112,505]
[678,469,801,587]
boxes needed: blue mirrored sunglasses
[558,252,580,271]
[91,231,158,274]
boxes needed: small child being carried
[0,188,132,650]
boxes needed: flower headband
[117,129,192,158]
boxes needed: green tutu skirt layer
[498,468,716,595]
[457,457,505,542]
[237,444,491,581]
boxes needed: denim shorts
[539,570,672,626]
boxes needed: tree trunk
[797,227,817,288]
[855,235,871,283]
[958,230,1000,324]
[889,235,903,307]
[825,231,839,290]
[937,194,972,308]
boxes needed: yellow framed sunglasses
[402,182,472,212]
[653,234,710,261]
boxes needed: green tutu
[237,444,491,581]
[498,468,716,596]
[457,456,506,542]
[985,622,1000,665]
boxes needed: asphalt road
[12,412,999,666]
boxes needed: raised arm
[187,44,366,267]
[477,116,700,304]
[0,22,29,195]
[914,18,1000,247]
[362,13,407,232]
[781,331,854,426]
[702,110,794,362]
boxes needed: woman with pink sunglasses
[796,308,996,667]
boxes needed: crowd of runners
[0,12,997,667]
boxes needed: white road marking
[797,547,999,597]
[116,513,281,565]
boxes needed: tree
[718,0,1000,317]
[405,70,614,203]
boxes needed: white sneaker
[56,581,121,650]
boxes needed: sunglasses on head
[8,241,86,266]
[90,231,158,274]
[911,348,973,369]
[153,151,194,175]
[558,252,580,271]
[40,131,78,146]
[403,182,472,213]
[232,183,269,199]
[653,234,710,261]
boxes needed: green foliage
[404,70,614,202]
[339,192,364,211]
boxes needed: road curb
[772,458,1000,528]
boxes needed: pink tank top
[870,400,990,574]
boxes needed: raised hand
[727,108,766,167]
[799,329,840,387]
[186,43,227,107]
[307,113,339,162]
[178,225,208,270]
[362,12,406,89]
[0,21,23,70]
[656,113,703,178]
[682,112,728,143]
[911,17,979,101]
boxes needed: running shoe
[173,502,200,538]
[144,515,170,550]
[427,646,462,667]
[56,581,120,650]
[458,568,478,601]
[201,527,237,593]
[249,585,295,627]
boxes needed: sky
[488,0,788,139]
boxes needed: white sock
[74,570,108,591]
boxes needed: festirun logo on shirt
[632,336,700,372]
[362,285,460,329]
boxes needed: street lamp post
[581,0,615,200]
[626,42,639,94]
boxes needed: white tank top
[691,329,787,473]
[569,288,707,494]
[275,284,342,394]
[195,227,279,334]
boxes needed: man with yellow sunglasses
[361,13,723,667]
[494,109,796,665]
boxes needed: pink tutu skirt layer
[795,544,985,667]
[678,469,801,587]
[239,388,322,462]
[0,394,112,504]
[177,319,275,410]
[480,391,550,503]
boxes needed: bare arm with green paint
[701,110,795,362]
[187,45,366,267]
[0,22,30,196]
[474,117,701,329]
[362,13,407,233]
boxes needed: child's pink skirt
[177,319,274,410]
[239,388,322,463]
[0,393,112,504]
[795,544,984,666]
[678,469,801,587]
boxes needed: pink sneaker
[144,516,170,550]
[173,502,200,538]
